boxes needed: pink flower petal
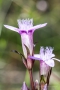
[21,32,33,58]
[29,23,47,32]
[28,55,40,60]
[45,59,55,67]
[34,54,40,58]
[4,25,19,33]
[52,58,60,62]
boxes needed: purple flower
[22,82,29,90]
[29,47,60,67]
[43,84,47,90]
[4,19,47,58]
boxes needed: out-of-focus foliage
[0,0,60,90]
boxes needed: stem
[29,69,34,90]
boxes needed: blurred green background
[0,0,60,90]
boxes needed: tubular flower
[29,47,60,75]
[29,46,60,67]
[4,19,47,58]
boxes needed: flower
[29,47,60,67]
[22,82,29,90]
[34,80,39,90]
[43,84,47,90]
[4,19,47,58]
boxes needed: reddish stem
[29,69,34,90]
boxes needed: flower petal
[29,23,47,32]
[51,54,55,57]
[29,54,40,60]
[52,58,60,62]
[21,32,33,58]
[34,54,40,58]
[45,59,55,67]
[4,25,19,33]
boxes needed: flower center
[17,19,33,31]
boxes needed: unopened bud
[22,82,29,90]
[34,80,39,90]
[43,84,47,90]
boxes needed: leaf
[11,50,25,59]
[24,44,30,55]
[11,50,27,65]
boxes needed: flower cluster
[4,18,60,90]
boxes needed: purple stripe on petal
[28,30,33,33]
[20,30,27,34]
